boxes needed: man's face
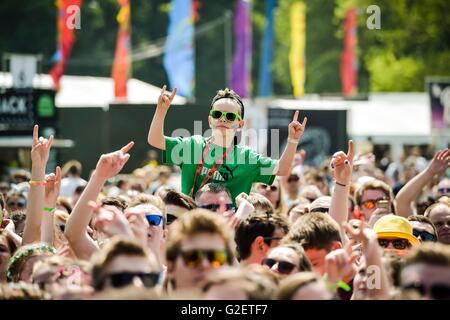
[286,175,301,194]
[410,221,437,242]
[428,205,450,244]
[100,255,159,291]
[264,247,300,278]
[377,237,411,257]
[125,204,165,252]
[360,189,390,221]
[170,232,228,290]
[197,191,233,213]
[401,263,450,300]
[304,248,329,275]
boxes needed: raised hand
[89,201,132,238]
[288,111,308,141]
[157,85,177,112]
[428,149,450,176]
[325,240,358,284]
[95,142,134,180]
[31,124,53,168]
[330,140,354,186]
[44,166,61,207]
[343,220,375,247]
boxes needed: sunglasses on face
[180,249,228,268]
[413,229,437,242]
[104,272,161,289]
[166,214,178,225]
[258,184,278,192]
[58,224,65,232]
[438,187,450,194]
[262,258,296,275]
[145,214,163,227]
[209,109,242,122]
[378,238,410,250]
[7,199,26,209]
[402,282,450,300]
[362,198,389,210]
[199,203,234,212]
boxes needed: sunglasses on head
[7,199,26,208]
[199,203,234,212]
[262,258,296,275]
[180,249,228,268]
[378,238,410,250]
[104,272,161,289]
[209,109,242,122]
[258,184,278,192]
[402,282,450,300]
[362,198,389,210]
[58,224,65,232]
[145,214,163,226]
[413,229,437,242]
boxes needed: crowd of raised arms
[0,86,449,300]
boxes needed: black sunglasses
[166,214,178,225]
[438,187,450,194]
[287,175,300,183]
[105,272,161,289]
[378,238,410,250]
[7,200,26,208]
[402,282,450,300]
[413,229,437,242]
[180,249,227,268]
[199,203,234,212]
[59,224,66,232]
[258,184,278,192]
[262,258,296,274]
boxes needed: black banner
[0,88,57,134]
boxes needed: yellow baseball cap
[373,215,420,246]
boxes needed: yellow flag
[289,2,306,97]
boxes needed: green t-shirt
[163,135,277,204]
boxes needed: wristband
[287,138,299,144]
[29,180,47,186]
[43,207,56,213]
[335,181,347,187]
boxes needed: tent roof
[0,72,186,108]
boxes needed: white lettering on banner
[0,96,28,115]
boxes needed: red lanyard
[189,140,234,197]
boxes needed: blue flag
[258,0,277,97]
[163,0,195,98]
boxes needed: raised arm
[345,222,390,300]
[396,149,450,217]
[329,140,354,227]
[276,111,307,176]
[65,142,134,260]
[22,125,53,245]
[147,85,177,150]
[41,166,62,245]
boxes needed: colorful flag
[341,7,358,97]
[49,0,82,90]
[163,0,195,98]
[112,0,131,99]
[231,0,252,97]
[289,1,306,98]
[258,0,277,97]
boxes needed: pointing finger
[33,125,39,145]
[120,141,134,154]
[169,87,177,101]
[301,116,308,127]
[347,140,354,163]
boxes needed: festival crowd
[0,87,449,300]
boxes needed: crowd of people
[0,86,449,300]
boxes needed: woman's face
[209,99,244,132]
[20,255,47,283]
[0,235,12,280]
[257,181,280,208]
